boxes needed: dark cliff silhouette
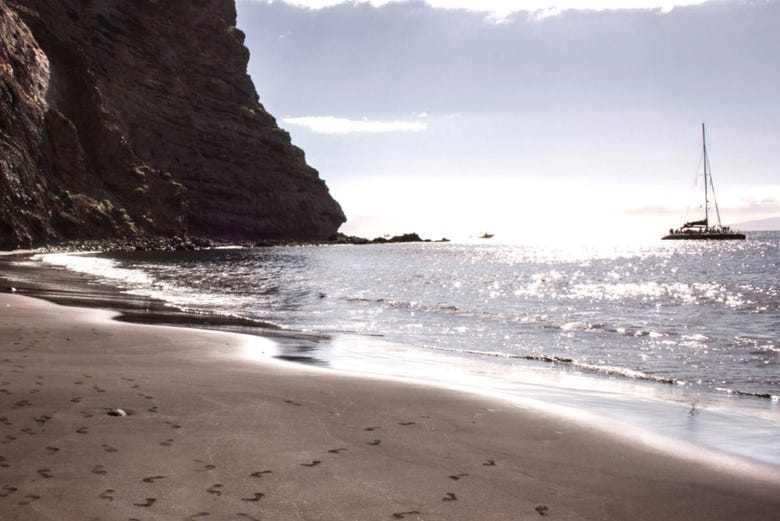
[0,0,345,249]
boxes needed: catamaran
[662,124,745,240]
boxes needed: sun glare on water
[336,176,668,247]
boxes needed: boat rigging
[662,124,745,240]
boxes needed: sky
[236,0,780,242]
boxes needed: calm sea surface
[36,232,780,469]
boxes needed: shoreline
[1,253,780,519]
[4,250,780,470]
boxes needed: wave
[715,387,779,401]
[422,344,676,382]
[345,296,464,315]
[35,252,154,286]
[419,344,777,399]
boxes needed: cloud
[731,195,780,215]
[245,0,713,18]
[623,193,780,218]
[283,116,428,134]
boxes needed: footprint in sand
[133,497,156,507]
[142,475,165,483]
[98,489,115,501]
[46,446,59,455]
[1,434,17,444]
[159,439,174,447]
[0,417,11,426]
[449,473,469,481]
[13,399,31,408]
[34,415,51,425]
[188,513,210,520]
[70,396,82,403]
[0,456,9,468]
[92,465,108,475]
[300,460,321,467]
[206,484,223,496]
[81,411,93,418]
[18,494,40,505]
[165,421,181,429]
[250,470,272,478]
[0,485,18,497]
[284,399,302,406]
[101,443,118,453]
[236,514,260,521]
[363,426,380,431]
[368,439,382,446]
[148,405,159,413]
[442,492,458,502]
[241,492,264,502]
[194,460,216,471]
[535,505,550,516]
[392,511,421,519]
[36,468,52,479]
[398,421,416,426]
[328,448,347,454]
[483,459,496,466]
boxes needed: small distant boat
[662,124,745,241]
[478,232,494,239]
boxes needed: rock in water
[0,0,345,250]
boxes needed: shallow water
[30,232,780,469]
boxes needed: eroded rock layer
[0,0,345,249]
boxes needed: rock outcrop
[0,0,345,249]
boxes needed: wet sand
[1,290,779,520]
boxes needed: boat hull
[662,232,745,240]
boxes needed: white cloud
[248,0,714,17]
[283,116,428,134]
[426,0,710,13]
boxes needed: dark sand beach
[1,264,779,520]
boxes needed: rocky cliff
[0,0,345,249]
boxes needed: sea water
[34,232,780,471]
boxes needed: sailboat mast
[702,122,709,228]
[661,123,745,240]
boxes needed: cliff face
[0,0,345,249]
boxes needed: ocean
[31,232,780,470]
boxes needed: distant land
[734,216,780,232]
